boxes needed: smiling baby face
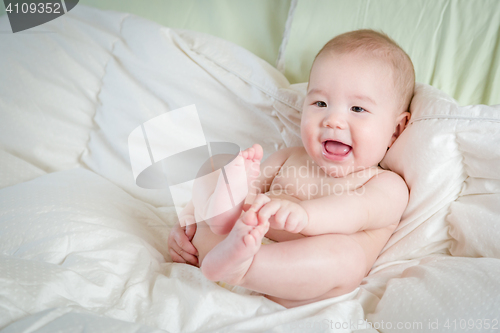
[301,51,404,177]
[300,30,414,178]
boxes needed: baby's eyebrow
[351,94,377,106]
[306,88,326,96]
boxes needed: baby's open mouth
[323,140,352,156]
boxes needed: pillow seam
[411,115,500,124]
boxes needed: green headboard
[284,0,500,106]
[2,0,498,106]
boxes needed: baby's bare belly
[263,191,396,274]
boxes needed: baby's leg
[194,227,384,308]
[244,234,369,307]
[192,144,262,235]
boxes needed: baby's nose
[322,112,347,129]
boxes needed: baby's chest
[269,165,372,200]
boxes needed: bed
[0,1,499,332]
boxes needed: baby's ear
[388,111,410,148]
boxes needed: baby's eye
[314,101,327,108]
[351,106,366,113]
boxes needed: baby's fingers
[273,207,292,230]
[169,248,186,263]
[169,242,198,266]
[257,200,282,225]
[250,194,271,212]
[174,230,198,256]
[185,223,197,241]
[285,213,302,233]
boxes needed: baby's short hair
[316,29,415,113]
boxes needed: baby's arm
[299,171,408,235]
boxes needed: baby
[168,29,415,308]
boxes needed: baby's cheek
[299,120,311,138]
[369,144,389,166]
[300,130,313,148]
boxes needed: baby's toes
[241,210,259,226]
[246,147,255,160]
[254,220,270,239]
[252,144,263,162]
[243,233,257,247]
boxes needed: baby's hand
[168,218,198,266]
[250,194,308,233]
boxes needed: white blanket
[1,5,499,333]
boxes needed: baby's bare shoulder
[366,168,408,193]
[364,169,409,225]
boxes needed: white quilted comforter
[0,5,499,333]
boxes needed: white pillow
[377,83,500,267]
[0,148,46,189]
[0,7,125,173]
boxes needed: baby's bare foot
[226,144,263,202]
[241,143,263,182]
[201,209,269,285]
[202,144,263,235]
